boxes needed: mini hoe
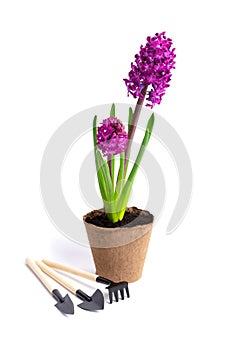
[36,260,104,311]
[42,259,130,303]
[26,257,74,315]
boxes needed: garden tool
[42,259,130,303]
[26,257,74,315]
[36,260,104,311]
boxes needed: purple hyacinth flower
[124,32,176,108]
[96,117,128,157]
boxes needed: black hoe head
[54,293,74,315]
[78,289,104,311]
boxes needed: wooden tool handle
[36,260,78,295]
[42,259,97,282]
[26,257,55,294]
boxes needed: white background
[1,1,233,349]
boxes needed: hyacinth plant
[93,32,176,223]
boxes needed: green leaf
[93,115,97,148]
[146,112,155,137]
[110,103,115,117]
[117,112,155,215]
[128,107,133,133]
[128,113,155,181]
[96,150,118,221]
[93,115,108,201]
[96,151,112,198]
[107,154,115,188]
[114,152,125,199]
[95,150,108,200]
[111,154,115,187]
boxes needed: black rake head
[106,281,130,303]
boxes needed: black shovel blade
[54,293,74,315]
[77,289,104,311]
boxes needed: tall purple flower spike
[124,32,176,108]
[97,117,128,157]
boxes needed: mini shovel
[26,257,74,315]
[36,260,104,311]
[42,259,130,303]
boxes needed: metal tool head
[77,289,104,311]
[54,294,74,315]
[96,276,130,303]
[106,281,130,303]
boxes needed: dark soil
[84,207,154,228]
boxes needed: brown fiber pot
[83,207,154,283]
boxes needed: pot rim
[83,207,154,248]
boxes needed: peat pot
[83,207,154,283]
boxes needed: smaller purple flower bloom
[97,117,128,157]
[124,31,176,108]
